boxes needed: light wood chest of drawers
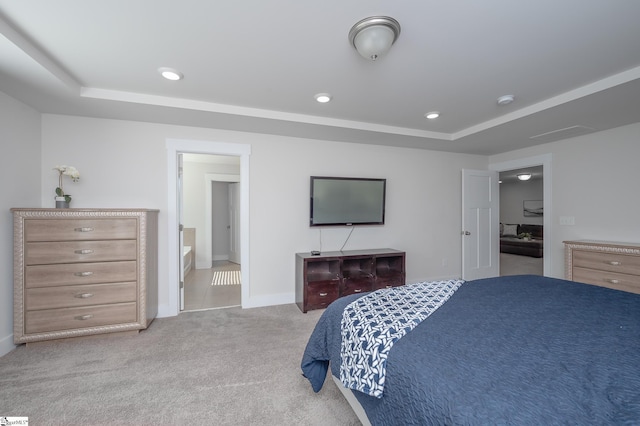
[564,240,640,294]
[12,208,159,344]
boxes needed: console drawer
[306,281,340,309]
[374,276,405,290]
[25,302,138,334]
[342,278,373,296]
[26,282,137,310]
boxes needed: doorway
[182,156,241,311]
[165,139,251,318]
[490,153,552,277]
[498,166,544,277]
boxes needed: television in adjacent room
[310,176,386,227]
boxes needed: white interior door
[228,182,241,264]
[462,169,499,280]
[178,154,185,311]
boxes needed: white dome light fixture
[425,111,440,120]
[158,67,183,81]
[517,173,532,181]
[314,93,332,103]
[349,16,401,61]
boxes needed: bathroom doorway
[181,154,241,311]
[166,138,250,318]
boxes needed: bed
[301,275,640,425]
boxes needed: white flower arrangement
[54,165,80,203]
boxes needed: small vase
[55,196,70,209]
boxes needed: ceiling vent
[529,125,595,143]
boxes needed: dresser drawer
[573,267,640,294]
[26,282,137,310]
[25,218,137,242]
[25,302,138,334]
[26,240,137,265]
[25,261,137,288]
[573,250,640,276]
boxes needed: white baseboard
[243,292,295,309]
[156,303,176,318]
[0,333,16,358]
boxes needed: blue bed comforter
[301,275,640,425]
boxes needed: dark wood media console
[295,248,406,313]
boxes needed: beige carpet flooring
[0,304,360,426]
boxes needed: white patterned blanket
[339,279,464,398]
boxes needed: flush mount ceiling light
[348,16,401,61]
[158,67,183,81]
[497,94,515,105]
[517,173,532,181]
[425,111,440,120]
[314,93,332,103]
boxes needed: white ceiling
[1,1,640,155]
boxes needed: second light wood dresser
[12,208,159,344]
[564,240,640,294]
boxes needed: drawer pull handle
[75,314,94,321]
[607,261,622,266]
[606,279,620,284]
[354,289,362,293]
[74,249,94,255]
[74,293,94,299]
[74,227,95,232]
[74,271,94,277]
[319,292,328,297]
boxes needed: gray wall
[3,84,640,357]
[0,92,42,356]
[490,123,640,278]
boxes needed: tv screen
[310,176,386,226]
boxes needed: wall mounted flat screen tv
[310,176,386,226]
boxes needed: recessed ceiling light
[158,67,183,81]
[315,93,332,103]
[425,111,440,119]
[497,94,514,105]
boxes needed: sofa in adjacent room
[500,223,543,258]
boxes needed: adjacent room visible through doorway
[498,165,544,277]
[181,153,241,311]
